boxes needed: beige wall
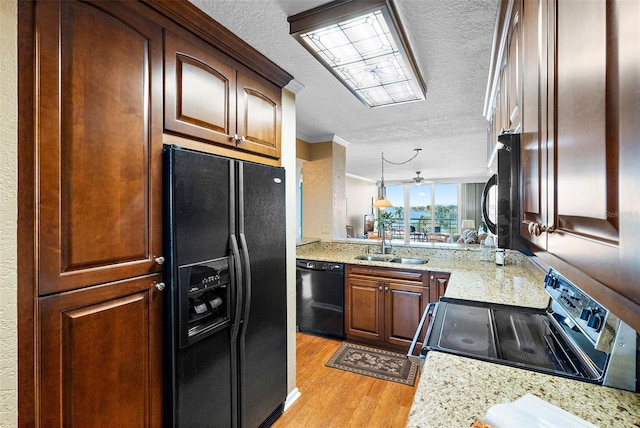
[281,89,299,405]
[0,0,18,426]
[346,175,378,237]
[300,141,347,239]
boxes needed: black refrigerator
[163,145,287,427]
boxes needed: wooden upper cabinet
[165,30,282,159]
[505,1,521,132]
[547,0,619,284]
[236,69,282,158]
[164,30,237,148]
[520,0,550,250]
[35,0,164,296]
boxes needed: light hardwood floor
[273,333,419,428]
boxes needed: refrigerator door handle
[238,232,252,333]
[230,234,243,341]
[229,233,243,428]
[238,232,252,425]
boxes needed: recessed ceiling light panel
[288,0,426,108]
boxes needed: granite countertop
[295,240,640,427]
[407,352,640,427]
[296,239,549,308]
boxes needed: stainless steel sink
[389,257,428,264]
[354,255,428,264]
[354,255,392,262]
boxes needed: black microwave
[481,132,531,253]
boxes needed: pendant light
[373,152,393,208]
[372,148,422,208]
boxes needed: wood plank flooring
[273,333,418,428]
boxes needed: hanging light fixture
[372,148,422,208]
[373,152,393,208]
[288,0,426,108]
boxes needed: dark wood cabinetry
[35,0,164,297]
[429,272,450,302]
[488,0,640,332]
[165,29,282,159]
[21,1,166,425]
[542,0,639,330]
[38,274,163,427]
[18,1,292,426]
[545,0,620,286]
[519,0,550,252]
[345,265,449,352]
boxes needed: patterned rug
[326,342,418,386]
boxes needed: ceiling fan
[401,171,429,185]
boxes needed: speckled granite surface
[296,239,549,308]
[407,352,640,428]
[295,240,640,428]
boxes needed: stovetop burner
[442,331,492,353]
[500,339,552,365]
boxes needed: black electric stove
[412,268,639,391]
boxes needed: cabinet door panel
[386,283,428,346]
[520,0,549,250]
[430,272,450,302]
[345,278,384,341]
[36,0,163,295]
[39,274,163,427]
[164,30,237,147]
[236,69,282,159]
[548,0,619,284]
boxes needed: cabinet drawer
[346,264,425,284]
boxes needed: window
[377,183,458,242]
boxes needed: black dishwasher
[296,259,345,339]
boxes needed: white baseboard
[283,387,301,412]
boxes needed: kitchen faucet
[380,224,392,254]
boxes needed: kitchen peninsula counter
[295,240,640,427]
[296,239,549,308]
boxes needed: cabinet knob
[385,286,389,291]
[430,275,434,280]
[528,222,556,237]
[528,222,542,236]
[230,134,246,143]
[155,256,165,265]
[155,282,165,291]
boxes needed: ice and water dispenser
[177,256,232,348]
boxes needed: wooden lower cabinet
[37,274,164,427]
[345,265,448,352]
[430,271,450,302]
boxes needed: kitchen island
[296,240,640,427]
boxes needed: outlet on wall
[321,224,330,234]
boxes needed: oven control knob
[587,313,604,331]
[580,307,593,321]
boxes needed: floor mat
[325,342,418,386]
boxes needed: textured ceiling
[190,0,498,184]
